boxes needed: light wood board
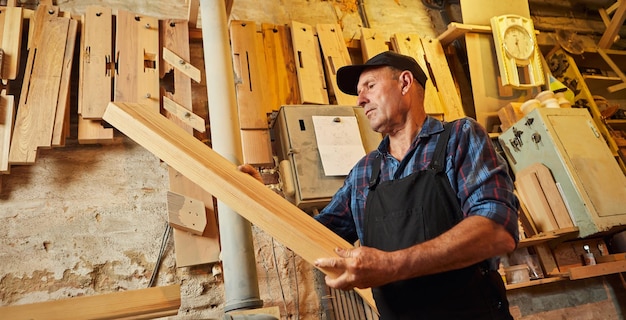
[316,23,354,106]
[79,6,113,119]
[9,15,70,164]
[114,10,160,112]
[102,101,376,311]
[0,284,180,320]
[51,18,77,147]
[360,27,389,60]
[0,93,14,173]
[229,20,269,129]
[261,23,300,108]
[0,6,23,80]
[291,20,329,105]
[391,33,445,118]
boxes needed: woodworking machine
[272,105,382,213]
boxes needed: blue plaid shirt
[314,116,519,245]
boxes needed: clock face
[502,25,534,61]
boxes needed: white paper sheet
[312,115,366,176]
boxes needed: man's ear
[400,70,413,94]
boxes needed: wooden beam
[0,284,181,320]
[102,101,377,312]
[598,0,626,49]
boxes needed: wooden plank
[51,18,77,147]
[115,10,160,112]
[160,18,219,267]
[569,258,626,280]
[498,102,524,132]
[163,97,205,133]
[291,20,329,105]
[240,129,273,166]
[535,243,560,276]
[0,7,23,80]
[229,20,269,129]
[0,284,180,320]
[437,22,491,47]
[598,0,626,49]
[261,23,300,108]
[391,33,444,118]
[79,6,113,119]
[77,116,113,144]
[515,167,560,233]
[161,19,194,135]
[420,37,465,121]
[514,190,538,238]
[102,101,376,311]
[597,49,626,93]
[167,191,206,235]
[136,14,160,112]
[316,23,354,106]
[526,163,574,229]
[162,47,201,83]
[359,28,389,60]
[168,167,220,267]
[0,93,14,173]
[8,16,70,164]
[187,0,199,27]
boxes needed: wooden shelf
[518,227,579,248]
[505,275,567,290]
[568,260,626,280]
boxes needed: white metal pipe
[199,0,263,312]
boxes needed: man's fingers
[314,257,345,270]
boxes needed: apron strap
[428,121,455,173]
[369,155,382,190]
[370,120,457,189]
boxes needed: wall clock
[491,14,545,88]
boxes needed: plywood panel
[102,101,376,311]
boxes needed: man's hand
[314,246,396,290]
[238,164,263,183]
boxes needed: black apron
[363,122,512,320]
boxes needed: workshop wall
[1,1,625,320]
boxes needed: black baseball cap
[336,51,428,96]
